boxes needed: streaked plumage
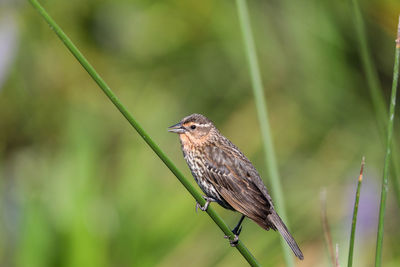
[168,113,303,260]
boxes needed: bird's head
[168,114,215,145]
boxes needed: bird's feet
[224,234,240,247]
[195,196,216,212]
[223,223,243,247]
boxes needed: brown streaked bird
[168,113,303,260]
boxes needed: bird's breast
[182,148,222,200]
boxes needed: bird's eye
[190,125,196,130]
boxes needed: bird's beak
[168,122,186,134]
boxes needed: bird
[168,113,304,260]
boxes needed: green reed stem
[350,0,400,208]
[375,17,400,267]
[348,157,365,267]
[28,0,260,266]
[235,0,294,265]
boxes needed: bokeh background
[1,0,400,266]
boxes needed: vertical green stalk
[350,0,400,208]
[347,157,365,267]
[375,17,400,267]
[235,0,294,265]
[27,0,261,266]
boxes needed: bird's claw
[195,201,209,212]
[195,196,211,212]
[224,234,239,247]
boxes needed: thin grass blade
[375,16,400,267]
[347,157,365,267]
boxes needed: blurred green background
[1,0,400,266]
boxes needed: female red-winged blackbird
[168,113,303,260]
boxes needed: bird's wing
[203,142,274,220]
[203,140,304,260]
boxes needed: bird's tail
[267,211,304,260]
